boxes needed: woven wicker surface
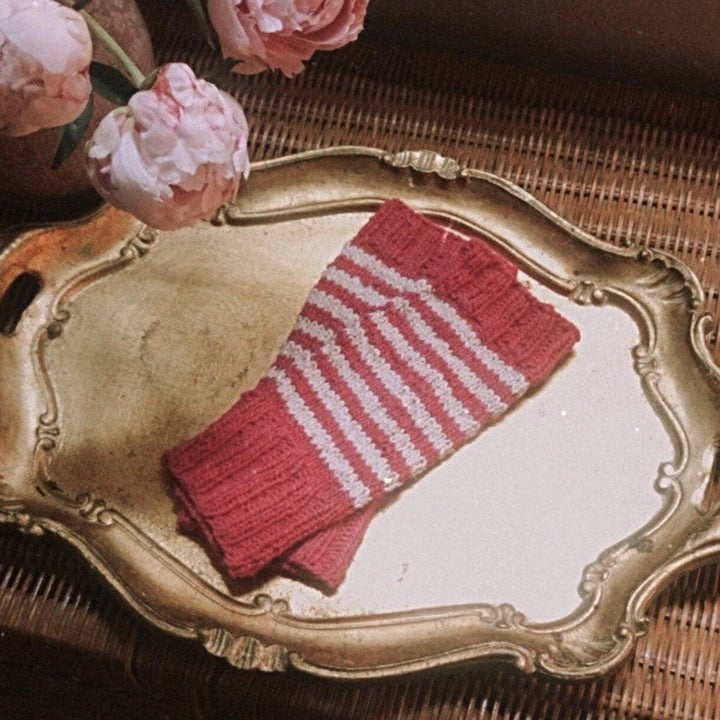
[3,5,720,717]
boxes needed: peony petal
[0,0,92,136]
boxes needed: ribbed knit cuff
[166,376,361,578]
[276,504,376,590]
[177,498,376,591]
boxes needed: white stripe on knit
[306,286,359,326]
[369,310,479,436]
[268,367,371,508]
[323,266,387,308]
[326,265,509,417]
[281,339,399,486]
[307,289,452,456]
[341,244,529,395]
[423,295,529,396]
[395,300,509,416]
[292,316,427,477]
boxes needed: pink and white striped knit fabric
[164,199,580,588]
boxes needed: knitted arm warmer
[164,200,580,585]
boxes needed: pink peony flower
[0,0,92,137]
[85,63,250,231]
[208,0,369,77]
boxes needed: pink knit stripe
[290,281,502,469]
[386,299,497,427]
[273,354,388,499]
[346,202,581,384]
[308,254,526,413]
[318,317,437,467]
[278,341,398,486]
[276,345,399,492]
[338,240,576,397]
[304,294,453,453]
[335,245,528,389]
[302,243,410,328]
[359,312,467,451]
[344,316,455,454]
[312,271,381,319]
[321,261,517,417]
[405,294,522,403]
[288,334,417,480]
[331,253,405,303]
[281,315,421,471]
[305,286,365,329]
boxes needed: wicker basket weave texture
[2,6,720,717]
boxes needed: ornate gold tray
[2,147,720,679]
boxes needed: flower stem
[60,0,146,88]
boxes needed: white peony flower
[85,63,250,230]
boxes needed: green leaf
[51,96,94,170]
[202,58,238,85]
[90,62,137,106]
[181,0,216,49]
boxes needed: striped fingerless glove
[164,199,580,589]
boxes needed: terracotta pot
[0,0,154,216]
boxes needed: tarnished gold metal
[2,147,720,679]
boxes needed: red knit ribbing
[276,505,376,590]
[164,199,580,586]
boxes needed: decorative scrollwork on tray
[200,597,292,672]
[201,627,291,672]
[383,150,465,180]
[120,227,157,259]
[568,280,608,305]
[542,630,631,670]
[476,602,528,630]
[74,493,116,525]
[30,223,157,522]
[0,509,45,537]
[632,345,659,377]
[636,249,703,308]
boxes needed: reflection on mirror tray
[2,148,719,679]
